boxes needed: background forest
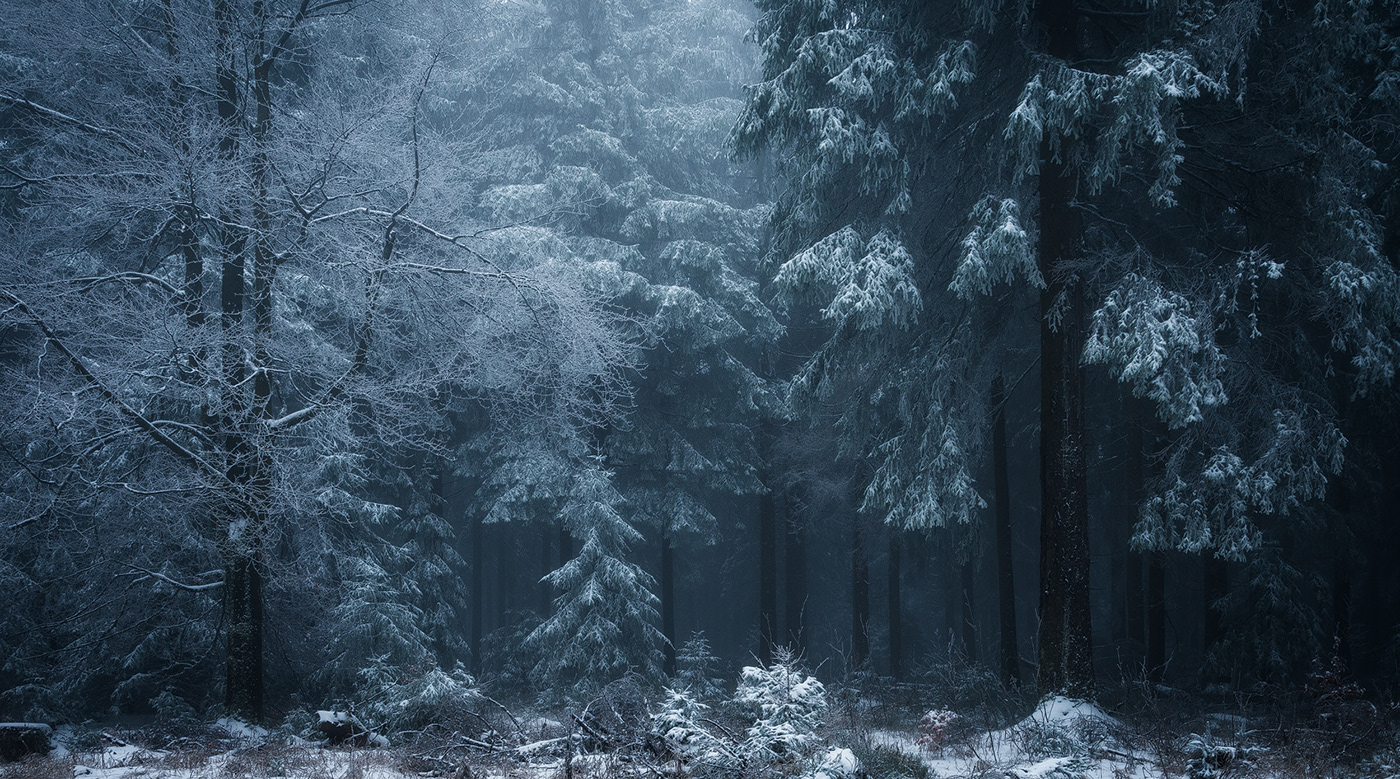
[3,0,1400,774]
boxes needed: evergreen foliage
[527,465,665,697]
[675,632,726,701]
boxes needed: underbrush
[7,656,1400,779]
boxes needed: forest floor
[2,692,1398,779]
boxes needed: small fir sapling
[730,647,828,763]
[675,632,726,701]
[652,686,720,760]
[527,466,666,698]
[356,660,482,735]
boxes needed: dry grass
[0,754,73,779]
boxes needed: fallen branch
[571,714,609,747]
[481,694,525,740]
[514,736,569,755]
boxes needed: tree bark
[215,0,259,717]
[661,532,676,676]
[559,522,573,568]
[961,548,979,664]
[784,489,807,653]
[223,552,263,719]
[494,524,509,630]
[888,534,902,678]
[1125,404,1146,649]
[992,374,1020,683]
[1147,553,1166,683]
[1035,0,1093,700]
[851,479,870,667]
[539,525,553,615]
[758,486,777,665]
[471,509,484,676]
[1332,511,1353,666]
[1202,555,1227,680]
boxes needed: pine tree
[527,464,665,697]
[736,0,1400,697]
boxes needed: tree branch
[0,288,226,483]
[123,563,225,592]
[0,90,143,153]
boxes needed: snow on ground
[4,699,1227,779]
[870,696,1163,779]
[26,720,424,779]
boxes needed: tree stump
[0,723,52,762]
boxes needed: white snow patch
[1024,696,1118,728]
[809,747,861,779]
[317,709,353,724]
[868,697,1165,779]
[1008,756,1080,778]
[867,729,921,758]
[216,716,270,744]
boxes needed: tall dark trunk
[758,486,778,665]
[494,523,509,630]
[944,536,960,648]
[471,510,484,676]
[159,0,204,334]
[888,534,902,678]
[559,523,573,568]
[784,491,807,652]
[961,552,979,664]
[214,0,259,716]
[851,481,870,667]
[992,375,1019,683]
[661,533,676,676]
[1035,0,1092,699]
[1125,407,1146,649]
[1026,0,1092,698]
[1202,555,1227,680]
[224,552,263,719]
[1331,487,1353,665]
[539,525,553,615]
[1126,550,1144,644]
[1123,397,1148,655]
[1147,553,1166,683]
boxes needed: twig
[481,694,525,739]
[572,713,609,747]
[699,718,737,741]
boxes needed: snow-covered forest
[3,0,1400,776]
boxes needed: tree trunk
[1333,536,1353,666]
[160,0,204,334]
[851,480,870,667]
[224,552,263,719]
[758,486,777,665]
[539,524,553,615]
[1147,553,1166,683]
[494,523,509,630]
[1126,551,1144,642]
[471,509,484,676]
[1202,555,1227,681]
[661,533,676,676]
[961,548,979,664]
[1035,0,1093,700]
[215,0,259,709]
[559,522,573,568]
[944,536,960,650]
[784,489,807,653]
[992,374,1019,683]
[1125,407,1145,650]
[1123,397,1147,654]
[888,534,902,678]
